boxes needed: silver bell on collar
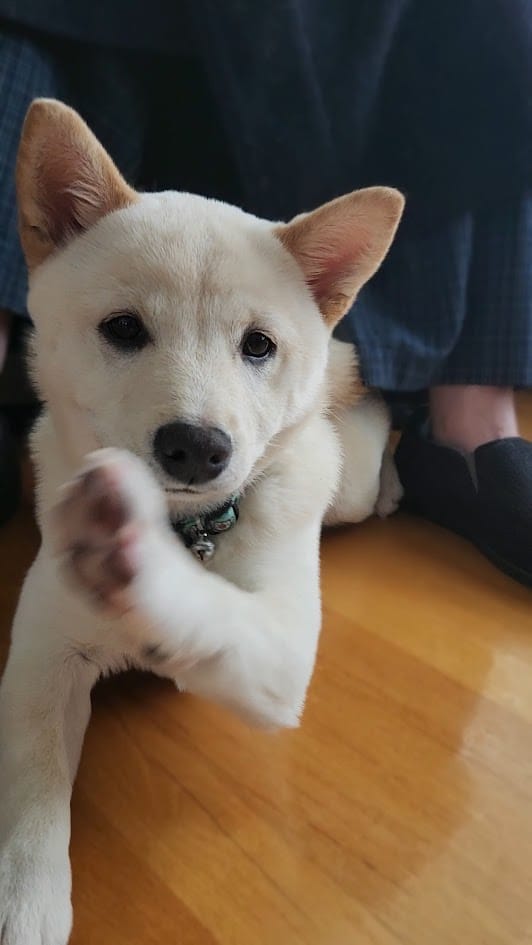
[171,495,240,563]
[189,533,216,563]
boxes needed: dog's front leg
[0,563,99,945]
[54,449,324,729]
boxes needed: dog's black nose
[153,422,232,485]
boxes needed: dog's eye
[242,331,276,360]
[99,313,149,351]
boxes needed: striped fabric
[347,195,532,389]
[0,30,60,315]
[1,24,531,390]
[0,26,145,316]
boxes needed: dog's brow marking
[77,651,93,664]
[142,643,170,664]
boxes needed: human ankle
[429,385,519,452]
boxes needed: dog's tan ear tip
[21,98,81,144]
[359,185,406,224]
[26,97,73,119]
[381,186,406,220]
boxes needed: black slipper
[395,410,532,588]
[0,412,20,527]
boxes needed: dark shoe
[0,411,20,526]
[395,410,532,588]
[382,390,428,431]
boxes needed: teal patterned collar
[171,494,240,562]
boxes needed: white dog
[0,99,404,944]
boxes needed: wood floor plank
[1,393,531,944]
[322,516,532,722]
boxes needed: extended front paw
[51,448,167,615]
[0,843,72,945]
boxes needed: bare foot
[429,385,519,453]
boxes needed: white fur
[0,191,397,943]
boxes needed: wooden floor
[1,394,531,945]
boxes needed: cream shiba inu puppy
[0,100,404,944]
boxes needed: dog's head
[17,99,403,513]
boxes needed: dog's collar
[170,494,240,562]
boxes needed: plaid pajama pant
[1,22,531,391]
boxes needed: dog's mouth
[163,482,232,517]
[164,487,201,495]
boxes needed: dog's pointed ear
[276,187,404,327]
[16,98,137,271]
